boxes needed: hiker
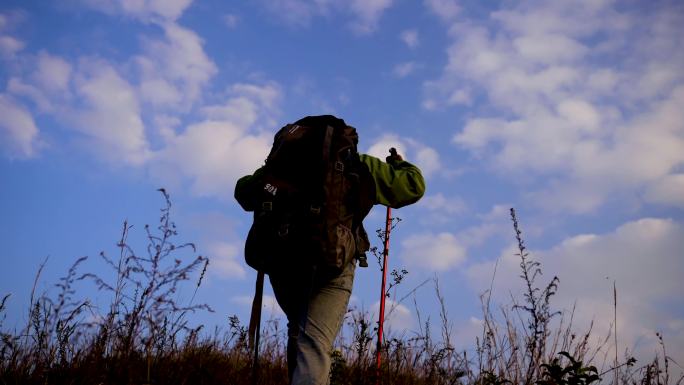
[234,115,425,385]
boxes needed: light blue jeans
[269,261,356,385]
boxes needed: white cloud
[153,114,181,143]
[366,134,406,160]
[7,51,74,113]
[139,76,181,107]
[393,62,416,78]
[466,218,684,364]
[427,1,684,212]
[366,134,441,177]
[206,241,246,278]
[490,1,629,38]
[186,211,248,279]
[0,94,41,159]
[421,99,437,111]
[531,181,609,214]
[5,50,148,164]
[512,33,588,64]
[412,141,441,177]
[8,52,74,113]
[71,58,150,165]
[4,50,153,166]
[153,120,271,199]
[258,0,393,34]
[446,88,471,106]
[0,10,26,30]
[7,78,54,112]
[451,316,484,351]
[34,52,72,94]
[349,0,393,34]
[400,29,419,48]
[232,294,285,318]
[0,11,25,58]
[425,0,459,22]
[0,35,24,57]
[448,204,513,249]
[150,82,279,200]
[400,232,467,271]
[223,13,239,28]
[138,22,217,108]
[258,0,325,26]
[534,86,684,212]
[645,174,684,208]
[418,193,467,215]
[556,99,600,131]
[201,96,259,128]
[3,18,277,200]
[370,299,414,333]
[228,83,281,115]
[83,0,194,21]
[416,193,468,225]
[0,11,26,60]
[477,204,510,222]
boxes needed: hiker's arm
[360,154,425,209]
[234,167,265,211]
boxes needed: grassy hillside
[1,191,678,385]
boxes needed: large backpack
[244,115,372,275]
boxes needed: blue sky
[1,0,683,367]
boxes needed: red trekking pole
[376,148,399,384]
[375,205,392,384]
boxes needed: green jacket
[357,154,425,209]
[234,154,425,212]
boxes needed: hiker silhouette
[235,115,425,385]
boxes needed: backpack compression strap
[310,125,334,214]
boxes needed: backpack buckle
[262,202,273,211]
[334,161,344,172]
[357,254,369,268]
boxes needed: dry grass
[1,194,680,385]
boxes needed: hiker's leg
[269,269,309,382]
[287,326,298,382]
[268,273,308,382]
[291,262,356,385]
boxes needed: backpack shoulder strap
[322,124,334,165]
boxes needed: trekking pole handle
[386,147,402,163]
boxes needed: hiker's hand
[386,147,403,163]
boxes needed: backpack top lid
[292,115,358,152]
[293,115,357,143]
[265,115,359,181]
[294,114,342,126]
